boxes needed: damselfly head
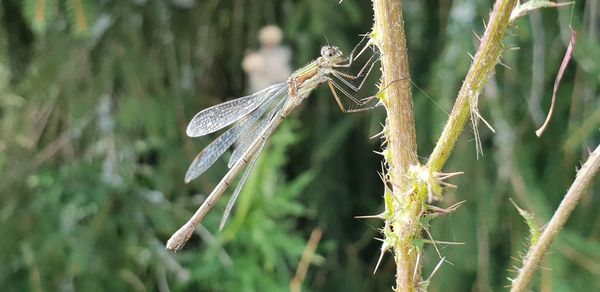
[320,46,343,62]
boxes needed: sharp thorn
[355,213,385,219]
[472,29,482,41]
[498,60,512,70]
[467,52,475,61]
[370,130,385,139]
[428,239,466,245]
[373,242,389,274]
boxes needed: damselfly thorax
[288,46,344,103]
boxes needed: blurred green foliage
[0,0,598,291]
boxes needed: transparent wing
[184,86,287,183]
[186,83,287,137]
[228,94,288,168]
[218,139,266,230]
[185,123,245,183]
[219,98,288,229]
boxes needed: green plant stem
[372,0,419,289]
[511,145,600,292]
[372,0,518,289]
[427,0,517,173]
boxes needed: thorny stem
[372,0,419,290]
[510,145,600,292]
[370,0,586,290]
[372,0,518,290]
[427,0,517,173]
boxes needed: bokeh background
[0,0,598,291]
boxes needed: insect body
[167,41,379,251]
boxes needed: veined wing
[184,85,287,183]
[186,83,287,137]
[219,138,266,230]
[227,95,287,168]
[219,97,288,229]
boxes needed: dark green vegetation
[0,0,597,291]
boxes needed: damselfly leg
[331,33,373,68]
[327,42,382,112]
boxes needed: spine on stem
[371,0,420,290]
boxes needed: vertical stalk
[511,145,600,291]
[427,0,517,172]
[372,0,518,289]
[372,0,419,289]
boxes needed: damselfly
[167,37,380,251]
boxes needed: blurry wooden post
[242,25,292,93]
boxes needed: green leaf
[510,0,574,22]
[510,198,540,246]
[23,0,58,34]
[64,0,96,36]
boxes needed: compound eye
[321,46,335,58]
